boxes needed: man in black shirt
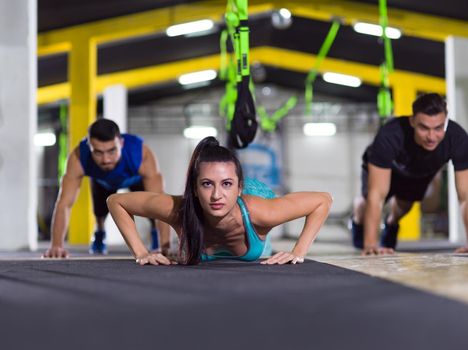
[351,93,468,255]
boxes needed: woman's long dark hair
[179,137,244,265]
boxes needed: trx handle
[224,0,258,148]
[226,0,250,80]
[234,0,250,80]
[238,21,250,77]
[377,0,394,120]
[305,19,341,115]
[229,75,257,148]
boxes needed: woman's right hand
[135,252,177,266]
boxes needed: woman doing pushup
[107,137,332,265]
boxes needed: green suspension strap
[258,96,297,132]
[219,29,237,129]
[236,0,250,80]
[57,102,68,182]
[377,64,392,121]
[256,18,340,132]
[304,19,341,115]
[225,0,258,148]
[377,0,394,122]
[221,8,339,134]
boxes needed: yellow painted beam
[67,37,97,245]
[37,1,273,56]
[37,47,446,106]
[279,0,468,42]
[393,84,421,241]
[37,83,70,104]
[38,42,71,57]
[37,54,221,105]
[251,47,446,94]
[37,0,468,58]
[96,55,221,91]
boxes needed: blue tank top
[79,134,143,191]
[201,196,266,262]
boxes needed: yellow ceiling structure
[37,0,468,105]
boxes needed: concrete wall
[446,36,468,244]
[0,0,37,250]
[127,102,377,241]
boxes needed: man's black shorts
[91,180,144,217]
[361,168,435,202]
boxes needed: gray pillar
[103,84,128,245]
[0,0,37,250]
[446,36,468,245]
[103,84,128,132]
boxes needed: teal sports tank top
[200,196,265,262]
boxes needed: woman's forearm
[107,194,149,258]
[292,194,332,257]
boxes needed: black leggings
[361,168,434,202]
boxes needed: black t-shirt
[363,116,468,179]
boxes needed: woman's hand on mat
[260,251,305,265]
[135,252,177,266]
[454,246,468,253]
[361,246,395,256]
[150,247,176,259]
[42,246,69,259]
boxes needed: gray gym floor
[1,227,467,350]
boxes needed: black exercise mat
[0,259,466,350]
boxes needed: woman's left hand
[135,252,177,266]
[260,251,305,265]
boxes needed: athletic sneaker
[381,222,399,249]
[349,219,364,249]
[150,228,160,251]
[90,230,107,254]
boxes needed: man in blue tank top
[43,119,169,257]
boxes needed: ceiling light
[178,70,217,86]
[272,8,293,29]
[303,123,336,137]
[166,19,214,37]
[353,22,401,39]
[278,8,292,21]
[34,132,56,147]
[183,126,218,139]
[323,72,362,87]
